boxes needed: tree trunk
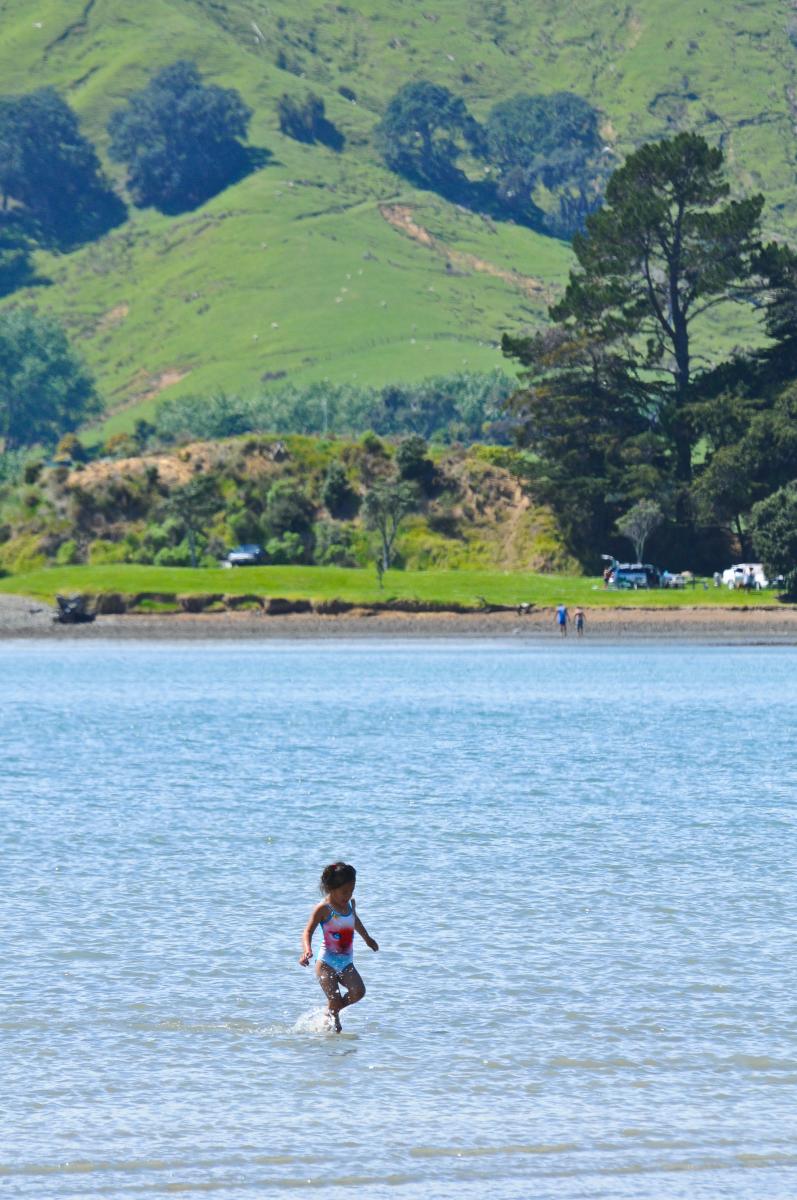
[666,197,693,492]
[734,513,747,558]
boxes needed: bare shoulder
[310,900,331,922]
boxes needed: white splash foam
[292,1007,334,1035]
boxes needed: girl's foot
[326,1006,342,1033]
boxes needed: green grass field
[0,564,787,608]
[0,0,790,437]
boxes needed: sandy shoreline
[1,593,796,643]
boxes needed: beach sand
[2,593,796,643]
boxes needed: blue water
[2,639,797,1199]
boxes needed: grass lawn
[0,565,788,608]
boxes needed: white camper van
[722,563,768,590]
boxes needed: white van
[722,563,768,589]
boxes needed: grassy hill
[1,0,794,436]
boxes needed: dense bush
[262,480,315,549]
[321,462,359,518]
[395,435,436,494]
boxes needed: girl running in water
[299,862,379,1031]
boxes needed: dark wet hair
[320,861,356,894]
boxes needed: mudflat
[2,593,796,643]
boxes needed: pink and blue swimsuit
[317,901,355,975]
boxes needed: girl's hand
[298,949,313,967]
[366,937,379,952]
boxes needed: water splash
[292,1006,335,1035]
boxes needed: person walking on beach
[556,603,569,636]
[299,861,378,1032]
[574,607,585,637]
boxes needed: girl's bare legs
[316,963,366,1032]
[317,963,343,1030]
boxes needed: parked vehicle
[660,570,685,589]
[722,563,768,590]
[604,559,662,589]
[224,544,267,567]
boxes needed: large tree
[750,480,797,598]
[375,81,483,196]
[504,134,768,559]
[692,383,797,554]
[485,92,603,235]
[0,88,124,249]
[0,308,100,452]
[550,133,764,487]
[502,325,665,563]
[108,61,253,213]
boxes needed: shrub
[265,531,305,564]
[54,433,88,464]
[313,520,359,567]
[0,533,46,572]
[396,435,436,493]
[88,538,129,565]
[262,480,315,541]
[153,540,193,567]
[55,538,79,565]
[104,432,138,459]
[321,461,359,518]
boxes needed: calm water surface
[2,639,797,1199]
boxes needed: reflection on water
[2,639,797,1199]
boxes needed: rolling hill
[1,0,795,438]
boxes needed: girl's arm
[353,901,379,952]
[299,902,329,965]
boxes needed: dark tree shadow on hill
[53,187,128,251]
[0,215,51,296]
[276,93,345,153]
[153,144,273,216]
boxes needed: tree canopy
[153,371,517,445]
[485,92,604,235]
[750,480,797,597]
[553,133,764,485]
[363,480,419,572]
[375,81,483,197]
[502,133,793,567]
[0,88,124,249]
[108,61,254,213]
[0,308,100,452]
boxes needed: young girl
[299,862,378,1031]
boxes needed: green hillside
[1,0,794,435]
